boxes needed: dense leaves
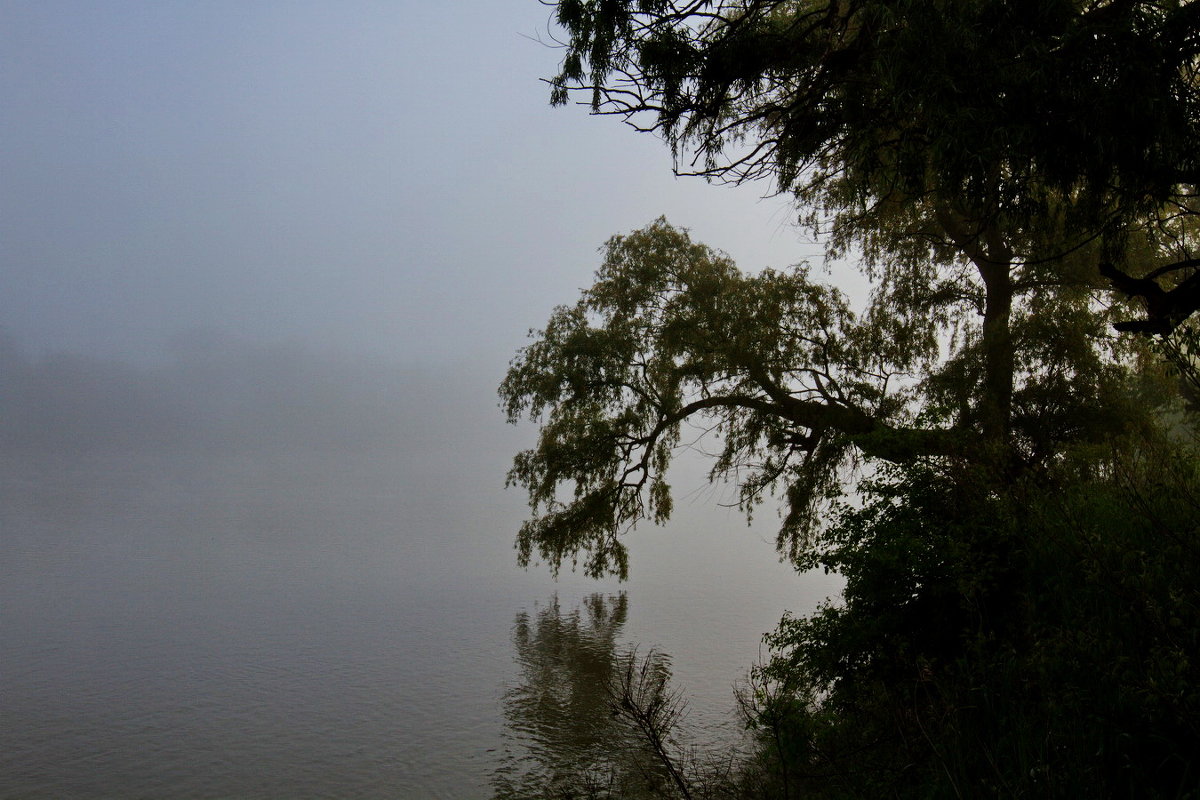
[501,0,1200,579]
[550,0,1200,333]
[502,217,1154,577]
[746,445,1200,798]
[502,219,890,576]
[499,2,1200,796]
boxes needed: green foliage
[508,2,1200,578]
[552,0,1199,237]
[502,215,1156,577]
[505,5,1200,796]
[501,218,904,576]
[549,0,1200,333]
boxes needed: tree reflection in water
[491,593,678,799]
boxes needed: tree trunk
[978,254,1014,448]
[935,209,1015,460]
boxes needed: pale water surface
[0,447,838,798]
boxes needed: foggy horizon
[0,6,835,796]
[0,324,523,455]
[2,1,812,376]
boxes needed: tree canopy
[500,217,1159,577]
[549,0,1200,334]
[502,1,1200,578]
[498,0,1200,578]
[500,5,1200,793]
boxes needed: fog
[0,9,847,797]
[0,0,834,484]
[2,1,812,379]
[0,327,521,457]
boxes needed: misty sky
[1,0,820,372]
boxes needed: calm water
[0,447,838,798]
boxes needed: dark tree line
[500,1,1200,796]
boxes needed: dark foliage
[550,0,1200,333]
[507,3,1200,796]
[749,446,1200,798]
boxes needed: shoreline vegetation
[513,447,1200,798]
[500,1,1200,796]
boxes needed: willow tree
[549,0,1200,329]
[501,0,1200,577]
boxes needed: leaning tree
[501,0,1200,577]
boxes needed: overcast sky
[1,1,820,371]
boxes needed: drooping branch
[501,219,985,577]
[550,0,1200,342]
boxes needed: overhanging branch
[1101,261,1200,334]
[664,372,966,464]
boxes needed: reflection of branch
[609,649,693,800]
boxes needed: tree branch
[1101,261,1200,334]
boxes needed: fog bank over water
[1,2,820,376]
[0,327,516,456]
[0,323,836,798]
[0,5,845,794]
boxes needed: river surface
[0,446,839,798]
